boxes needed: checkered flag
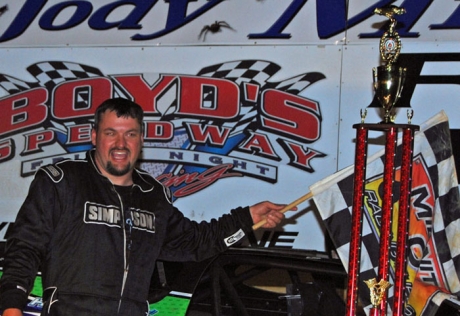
[311,111,460,315]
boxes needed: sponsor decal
[224,228,245,247]
[84,202,123,227]
[131,207,155,233]
[84,202,155,232]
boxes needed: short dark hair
[93,98,144,131]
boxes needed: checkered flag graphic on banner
[0,62,104,95]
[27,61,104,90]
[197,60,281,86]
[0,74,40,94]
[310,111,460,315]
[263,72,326,94]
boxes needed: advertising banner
[0,45,343,250]
[0,0,459,46]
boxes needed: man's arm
[0,170,57,312]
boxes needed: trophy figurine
[372,6,407,123]
[364,278,393,308]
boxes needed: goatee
[106,161,131,176]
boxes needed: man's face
[91,110,143,185]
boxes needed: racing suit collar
[86,149,155,192]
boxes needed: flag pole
[252,191,313,230]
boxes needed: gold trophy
[372,6,406,123]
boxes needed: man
[0,98,294,315]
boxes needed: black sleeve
[0,170,59,310]
[158,206,253,262]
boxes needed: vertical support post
[393,128,416,315]
[346,126,368,316]
[376,127,397,315]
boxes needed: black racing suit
[0,150,253,315]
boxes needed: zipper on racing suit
[114,185,134,313]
